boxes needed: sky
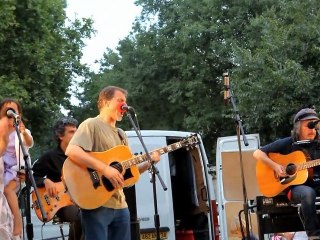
[66,0,142,72]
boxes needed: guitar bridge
[87,168,101,189]
[280,174,297,184]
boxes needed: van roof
[125,130,195,138]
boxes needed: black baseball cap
[293,108,319,123]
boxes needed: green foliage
[0,0,94,158]
[75,0,320,161]
[232,0,320,144]
[79,0,236,160]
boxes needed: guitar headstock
[181,134,199,149]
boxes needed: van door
[215,134,261,239]
[127,131,217,240]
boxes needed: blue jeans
[81,207,130,240]
[291,185,320,237]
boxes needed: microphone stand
[125,109,167,240]
[13,118,47,240]
[223,73,251,240]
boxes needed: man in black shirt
[33,117,82,239]
[254,108,320,238]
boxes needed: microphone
[6,108,20,122]
[223,72,230,105]
[118,103,132,113]
[307,120,320,129]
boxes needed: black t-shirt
[32,146,67,186]
[260,137,320,187]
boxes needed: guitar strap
[117,128,128,146]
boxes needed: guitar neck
[121,138,195,170]
[298,158,320,170]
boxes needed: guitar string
[111,136,197,172]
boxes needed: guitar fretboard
[298,159,320,170]
[121,136,198,170]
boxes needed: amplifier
[256,195,304,239]
[256,195,296,214]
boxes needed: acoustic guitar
[31,182,73,222]
[256,150,320,197]
[62,134,199,209]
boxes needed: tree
[77,0,236,160]
[231,0,320,144]
[0,0,94,158]
[77,0,320,160]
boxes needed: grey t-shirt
[69,116,128,209]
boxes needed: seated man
[254,108,320,238]
[32,117,82,239]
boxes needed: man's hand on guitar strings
[44,179,59,197]
[150,150,160,163]
[274,163,287,178]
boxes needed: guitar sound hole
[286,163,297,175]
[110,162,123,173]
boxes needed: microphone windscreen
[6,108,16,118]
[118,102,127,113]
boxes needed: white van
[125,130,219,240]
[215,134,261,240]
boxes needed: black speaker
[256,196,304,239]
